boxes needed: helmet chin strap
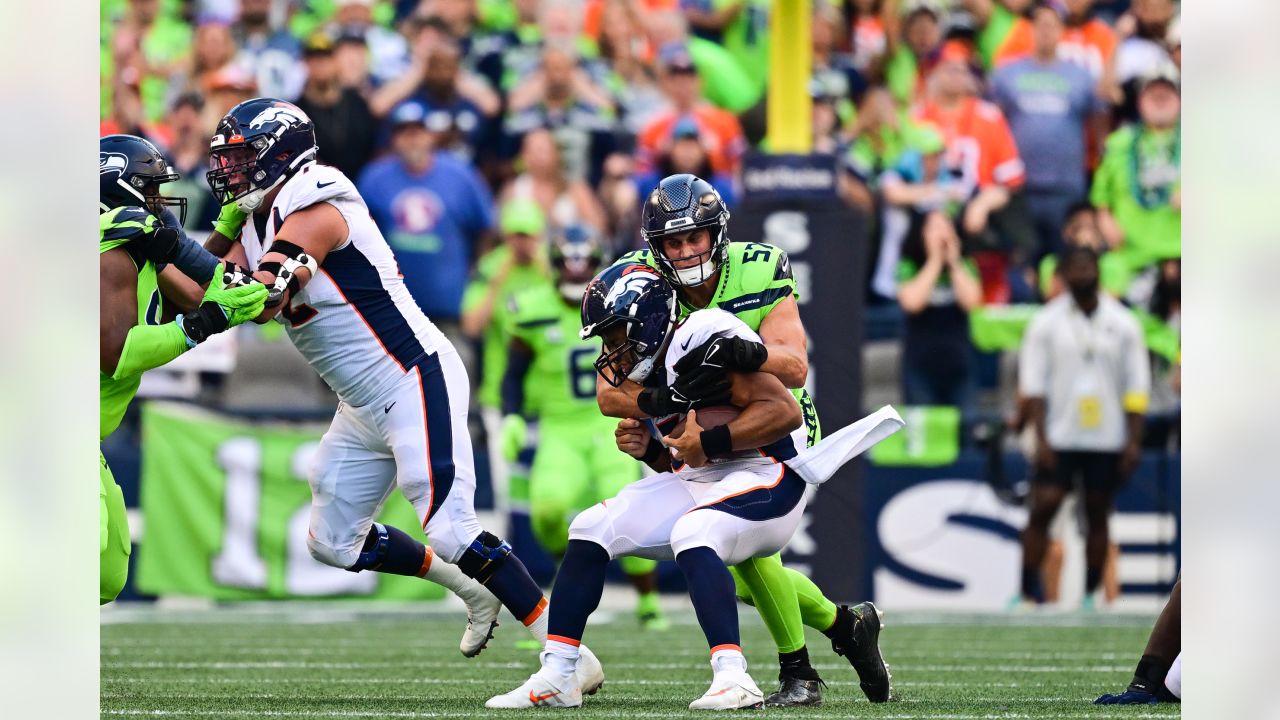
[673,257,717,286]
[234,173,287,213]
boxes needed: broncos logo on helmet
[580,263,677,387]
[207,98,318,213]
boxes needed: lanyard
[1067,304,1104,363]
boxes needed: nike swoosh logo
[681,337,692,351]
[384,401,396,413]
[317,181,336,188]
[529,690,560,703]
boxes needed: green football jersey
[99,206,165,442]
[613,242,820,446]
[506,284,612,427]
[462,245,553,410]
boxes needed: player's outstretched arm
[157,264,207,317]
[596,372,647,418]
[251,203,346,323]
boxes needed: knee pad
[456,531,512,583]
[344,523,390,572]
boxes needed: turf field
[101,602,1182,719]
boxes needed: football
[667,405,741,440]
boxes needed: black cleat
[764,674,824,707]
[829,602,893,702]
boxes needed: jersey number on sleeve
[281,295,318,328]
[741,243,773,264]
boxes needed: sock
[420,548,475,590]
[779,646,821,681]
[482,549,545,622]
[786,566,838,632]
[547,540,610,643]
[636,591,661,617]
[542,638,580,684]
[677,546,739,651]
[1085,566,1103,595]
[363,525,434,576]
[711,646,747,674]
[731,555,805,653]
[821,603,855,642]
[1021,565,1044,601]
[525,601,549,643]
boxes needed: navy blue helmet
[207,98,317,212]
[551,224,606,303]
[580,262,677,387]
[100,134,186,224]
[640,173,730,287]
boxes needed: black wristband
[640,435,665,465]
[699,423,733,459]
[180,301,230,344]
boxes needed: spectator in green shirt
[1090,65,1180,273]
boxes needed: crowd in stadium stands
[102,0,1179,448]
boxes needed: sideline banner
[136,402,445,600]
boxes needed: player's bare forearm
[597,374,645,418]
[724,372,802,450]
[101,249,140,375]
[158,264,205,314]
[252,203,345,322]
[204,230,236,258]
[759,345,807,389]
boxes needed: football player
[100,134,269,603]
[1096,577,1181,704]
[500,225,668,630]
[199,98,600,683]
[488,266,811,710]
[598,174,892,705]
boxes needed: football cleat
[485,669,583,709]
[764,674,824,707]
[830,602,894,703]
[456,580,501,657]
[577,643,606,696]
[688,670,764,710]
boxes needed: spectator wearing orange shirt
[635,43,746,176]
[914,40,1028,303]
[995,0,1118,92]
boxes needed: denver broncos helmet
[580,263,677,387]
[207,98,317,212]
[100,134,186,223]
[639,173,730,287]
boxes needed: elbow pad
[259,240,318,306]
[110,322,191,380]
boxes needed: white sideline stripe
[103,660,1133,673]
[100,677,1100,689]
[101,691,1089,703]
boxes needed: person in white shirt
[1015,245,1150,606]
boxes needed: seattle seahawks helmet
[100,134,186,223]
[640,173,730,287]
[207,98,317,213]
[551,224,606,304]
[580,263,677,387]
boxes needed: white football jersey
[662,308,803,480]
[239,163,449,407]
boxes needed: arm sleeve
[1121,315,1152,413]
[500,343,533,416]
[1017,314,1050,398]
[110,321,191,381]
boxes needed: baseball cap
[389,100,428,129]
[500,200,547,236]
[671,115,701,141]
[658,43,697,74]
[1139,64,1180,95]
[302,31,335,57]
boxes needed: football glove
[637,369,733,418]
[499,415,528,463]
[179,263,269,345]
[213,201,249,241]
[676,335,768,375]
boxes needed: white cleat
[577,644,605,695]
[456,580,501,657]
[689,670,765,710]
[485,669,582,709]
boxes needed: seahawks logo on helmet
[99,152,129,177]
[249,105,311,133]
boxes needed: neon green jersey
[612,242,820,445]
[462,245,553,410]
[99,207,165,441]
[506,284,611,427]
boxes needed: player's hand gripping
[669,409,709,469]
[637,368,732,417]
[614,418,653,459]
[179,262,269,345]
[677,335,768,375]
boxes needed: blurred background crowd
[101,0,1181,605]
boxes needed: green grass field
[101,603,1182,719]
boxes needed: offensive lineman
[600,174,891,704]
[100,134,269,603]
[199,98,599,680]
[488,265,810,710]
[500,226,668,630]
